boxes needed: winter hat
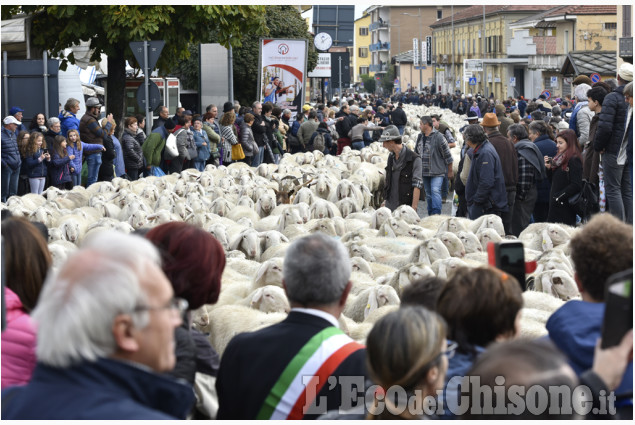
[618,63,633,82]
[574,83,591,101]
[164,119,176,130]
[573,75,593,86]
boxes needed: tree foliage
[173,5,318,107]
[359,74,376,94]
[1,5,265,131]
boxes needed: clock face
[314,32,333,51]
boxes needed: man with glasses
[1,231,195,419]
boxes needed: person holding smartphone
[546,213,633,417]
[24,132,50,194]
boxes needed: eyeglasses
[134,297,188,315]
[443,342,458,360]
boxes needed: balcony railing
[369,42,390,52]
[369,63,388,73]
[528,54,566,71]
[369,21,389,31]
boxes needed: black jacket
[547,156,583,226]
[390,107,407,126]
[594,85,628,155]
[98,134,116,182]
[121,129,144,170]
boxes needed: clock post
[314,32,333,103]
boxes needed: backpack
[313,131,326,153]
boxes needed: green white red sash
[256,326,364,420]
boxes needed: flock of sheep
[2,104,580,357]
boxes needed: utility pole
[338,56,342,99]
[482,5,487,98]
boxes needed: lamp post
[401,10,422,91]
[389,23,402,92]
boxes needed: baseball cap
[3,116,21,125]
[302,104,311,112]
[9,106,24,116]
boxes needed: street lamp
[402,9,422,91]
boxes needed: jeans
[29,177,46,194]
[70,173,81,187]
[1,164,20,202]
[422,176,444,215]
[352,141,364,150]
[441,172,449,199]
[500,189,516,236]
[193,160,206,172]
[602,152,633,223]
[397,125,405,135]
[252,147,265,167]
[85,153,102,187]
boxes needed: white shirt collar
[291,307,339,328]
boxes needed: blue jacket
[568,101,588,136]
[465,139,508,211]
[1,358,195,419]
[48,150,72,186]
[533,134,557,203]
[192,129,211,161]
[111,136,126,177]
[1,127,21,170]
[59,110,80,137]
[547,300,633,400]
[24,149,49,178]
[441,342,486,418]
[67,141,103,177]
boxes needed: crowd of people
[1,211,632,419]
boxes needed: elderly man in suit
[216,233,367,420]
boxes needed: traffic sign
[469,77,477,86]
[510,77,516,87]
[130,40,165,72]
[541,89,551,100]
[136,79,161,111]
[590,73,601,83]
[550,76,559,88]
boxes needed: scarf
[552,151,566,169]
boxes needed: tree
[173,5,318,107]
[359,74,376,94]
[1,5,265,133]
[381,64,396,93]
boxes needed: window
[602,22,617,30]
[358,47,368,58]
[624,6,632,37]
[359,66,369,75]
[437,10,443,20]
[359,27,369,36]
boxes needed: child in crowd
[65,129,105,187]
[24,131,50,194]
[48,135,74,190]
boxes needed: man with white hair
[216,233,367,420]
[594,62,633,224]
[1,232,194,419]
[1,115,22,202]
[570,83,593,147]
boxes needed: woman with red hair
[544,129,583,226]
[145,222,225,418]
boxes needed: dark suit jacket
[216,311,367,420]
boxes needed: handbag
[150,166,166,177]
[165,133,179,158]
[231,143,245,161]
[567,179,599,221]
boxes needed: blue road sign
[590,73,601,83]
[541,89,551,100]
[469,77,477,86]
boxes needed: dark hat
[538,94,546,99]
[9,106,24,115]
[379,125,402,143]
[572,75,593,86]
[164,120,176,130]
[183,110,193,116]
[223,102,234,113]
[465,110,479,121]
[193,116,202,123]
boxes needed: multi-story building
[511,6,617,98]
[365,5,466,92]
[354,12,372,84]
[431,5,548,99]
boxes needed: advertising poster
[259,39,308,118]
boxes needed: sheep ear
[250,288,264,308]
[229,234,242,251]
[253,262,269,288]
[364,288,379,320]
[281,235,289,243]
[398,270,411,292]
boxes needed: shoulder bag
[231,143,245,161]
[165,132,179,158]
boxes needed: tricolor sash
[256,326,364,420]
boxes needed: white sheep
[457,231,483,254]
[436,231,466,258]
[470,214,505,237]
[237,285,290,314]
[386,262,435,296]
[477,227,503,251]
[431,257,469,280]
[309,198,341,219]
[260,230,289,252]
[344,285,400,323]
[229,228,262,261]
[532,270,580,301]
[392,205,421,225]
[408,238,451,265]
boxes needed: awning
[560,51,617,76]
[1,17,27,43]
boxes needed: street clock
[314,32,333,51]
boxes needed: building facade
[617,5,633,68]
[431,5,549,99]
[354,12,372,84]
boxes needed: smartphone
[488,241,527,291]
[601,269,633,349]
[42,148,49,154]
